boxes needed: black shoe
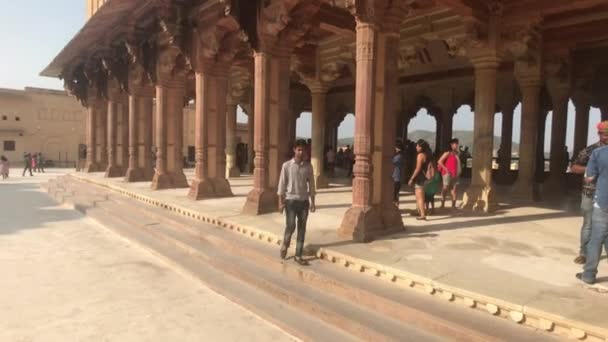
[294,257,309,266]
[574,255,586,264]
[279,246,287,260]
[576,273,595,285]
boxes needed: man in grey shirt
[278,139,316,265]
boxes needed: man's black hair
[449,138,459,144]
[294,139,308,148]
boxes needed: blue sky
[1,1,601,151]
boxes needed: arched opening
[588,107,603,145]
[336,113,355,177]
[296,111,312,140]
[452,104,474,170]
[407,108,437,152]
[543,99,576,172]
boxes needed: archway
[407,108,437,152]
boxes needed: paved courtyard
[0,169,295,342]
[70,168,608,338]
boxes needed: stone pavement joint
[62,172,608,342]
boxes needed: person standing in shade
[577,121,608,285]
[571,121,608,264]
[438,138,462,209]
[392,144,403,208]
[278,139,316,266]
[22,152,33,177]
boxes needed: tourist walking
[438,138,462,209]
[571,121,608,264]
[36,153,45,173]
[424,169,442,215]
[0,155,9,180]
[31,153,37,173]
[278,139,316,266]
[577,122,608,285]
[392,144,403,208]
[408,139,434,221]
[22,152,33,177]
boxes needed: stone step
[105,193,556,342]
[96,200,436,341]
[84,205,356,342]
[48,177,560,341]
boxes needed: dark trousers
[393,181,401,202]
[22,165,32,176]
[283,199,310,258]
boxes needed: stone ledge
[64,173,608,342]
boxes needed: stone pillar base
[542,176,566,196]
[315,175,329,189]
[211,178,233,198]
[84,162,100,173]
[143,167,155,181]
[511,184,540,202]
[243,189,278,215]
[124,168,144,183]
[170,172,190,189]
[188,179,216,200]
[461,186,496,212]
[228,166,241,178]
[151,173,173,190]
[380,205,404,232]
[104,166,123,178]
[338,207,384,243]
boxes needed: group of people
[393,138,462,220]
[572,121,608,285]
[22,152,45,176]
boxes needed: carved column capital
[469,48,505,70]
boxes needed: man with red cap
[576,121,608,284]
[571,120,608,264]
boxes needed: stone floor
[0,169,295,342]
[71,168,608,335]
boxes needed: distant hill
[338,130,520,154]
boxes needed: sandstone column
[434,115,443,154]
[462,51,502,212]
[125,90,154,182]
[151,84,172,190]
[374,27,404,232]
[84,90,101,173]
[141,97,154,180]
[439,109,454,153]
[310,86,329,189]
[207,71,232,197]
[512,73,541,200]
[226,100,241,178]
[105,100,121,177]
[168,86,189,188]
[545,82,570,191]
[243,51,278,214]
[339,19,384,241]
[267,54,291,189]
[119,100,129,174]
[497,105,514,180]
[572,96,590,156]
[188,69,215,199]
[247,111,254,173]
[97,99,108,170]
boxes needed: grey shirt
[277,159,316,201]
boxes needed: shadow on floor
[0,183,82,236]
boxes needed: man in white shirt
[278,139,316,265]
